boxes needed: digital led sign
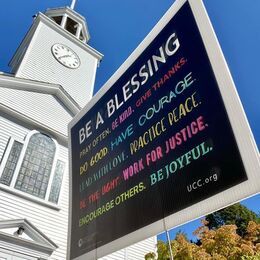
[68,1,260,259]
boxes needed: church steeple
[9,1,102,107]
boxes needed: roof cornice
[0,218,57,256]
[0,75,81,115]
[46,6,86,21]
[0,218,58,249]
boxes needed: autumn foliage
[145,220,260,259]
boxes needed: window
[15,133,56,199]
[65,17,78,36]
[0,131,65,205]
[48,160,65,204]
[0,141,23,186]
[51,16,62,25]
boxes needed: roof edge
[0,74,81,115]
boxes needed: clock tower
[9,4,103,108]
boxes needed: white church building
[0,3,156,260]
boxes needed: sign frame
[67,0,260,259]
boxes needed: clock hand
[59,54,71,59]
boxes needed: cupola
[45,5,90,43]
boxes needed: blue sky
[0,0,259,245]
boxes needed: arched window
[0,131,65,205]
[15,133,56,199]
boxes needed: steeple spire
[70,0,77,10]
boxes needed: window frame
[0,131,66,209]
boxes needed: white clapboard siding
[0,116,69,260]
[126,237,157,260]
[100,249,125,260]
[100,237,157,260]
[0,116,30,161]
[16,21,98,108]
[0,88,73,135]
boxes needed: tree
[205,203,259,236]
[144,252,156,260]
[146,220,260,259]
[157,240,170,260]
[195,220,260,259]
[145,204,260,259]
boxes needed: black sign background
[70,2,247,258]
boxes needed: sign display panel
[68,0,260,259]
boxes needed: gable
[0,219,57,259]
[0,87,73,136]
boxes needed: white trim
[67,131,73,259]
[68,0,260,259]
[0,185,61,211]
[87,58,98,100]
[0,248,36,260]
[61,14,68,29]
[46,7,86,25]
[0,239,53,255]
[76,23,82,39]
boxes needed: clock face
[51,43,80,69]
